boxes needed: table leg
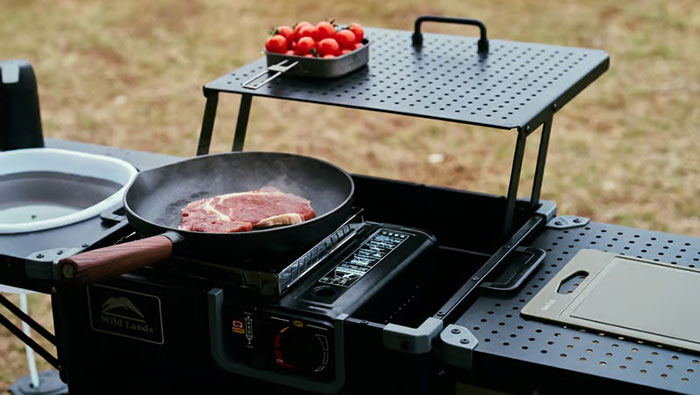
[530,117,553,209]
[197,91,219,156]
[232,94,253,152]
[502,130,527,240]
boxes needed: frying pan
[57,151,354,285]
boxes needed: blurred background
[1,0,698,390]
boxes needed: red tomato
[347,23,364,43]
[298,25,317,40]
[323,54,335,59]
[275,26,294,43]
[290,40,297,51]
[295,37,316,55]
[265,35,287,54]
[335,30,356,49]
[285,50,296,56]
[316,21,336,40]
[317,38,340,56]
[293,21,312,40]
[340,49,351,55]
[353,42,364,50]
[304,53,315,58]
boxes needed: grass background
[1,0,698,390]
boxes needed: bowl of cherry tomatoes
[262,20,369,79]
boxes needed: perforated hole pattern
[458,221,700,393]
[210,28,608,129]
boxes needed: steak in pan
[179,186,315,233]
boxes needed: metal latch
[546,215,590,229]
[440,324,478,369]
[383,317,443,354]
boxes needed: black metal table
[44,143,700,394]
[453,220,700,394]
[197,23,609,239]
[3,140,695,394]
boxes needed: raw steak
[179,186,315,233]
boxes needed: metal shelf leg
[232,94,252,152]
[502,130,527,240]
[530,117,553,209]
[197,91,219,156]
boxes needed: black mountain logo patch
[101,296,145,322]
[88,285,164,344]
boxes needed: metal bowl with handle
[242,39,370,89]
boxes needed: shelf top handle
[412,15,489,54]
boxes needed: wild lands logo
[88,285,164,344]
[101,297,146,322]
[98,296,154,335]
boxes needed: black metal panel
[456,221,700,393]
[351,174,535,253]
[206,28,609,130]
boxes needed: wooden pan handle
[58,235,173,285]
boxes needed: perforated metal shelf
[456,221,700,393]
[205,28,609,131]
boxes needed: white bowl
[0,148,137,233]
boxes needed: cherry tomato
[290,40,297,51]
[293,21,313,40]
[298,25,317,40]
[275,26,294,43]
[304,53,315,58]
[353,42,364,50]
[347,23,364,43]
[323,54,335,59]
[317,38,340,56]
[295,37,316,55]
[316,21,336,40]
[285,50,296,56]
[340,49,351,55]
[265,35,287,54]
[294,21,312,30]
[335,30,356,49]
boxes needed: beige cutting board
[521,249,700,352]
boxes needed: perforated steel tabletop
[457,221,700,393]
[206,27,609,130]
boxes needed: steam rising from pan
[125,151,353,234]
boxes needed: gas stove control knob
[273,324,328,374]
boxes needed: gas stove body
[58,221,442,394]
[208,222,435,393]
[55,175,543,394]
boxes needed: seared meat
[179,186,315,233]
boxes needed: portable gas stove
[52,162,546,394]
[2,15,699,395]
